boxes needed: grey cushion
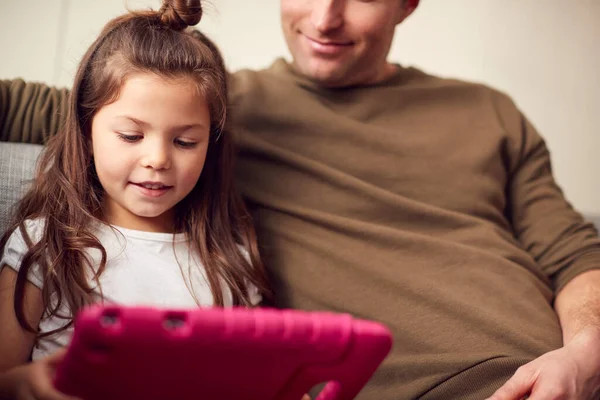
[588,215,600,232]
[582,216,600,232]
[0,142,44,235]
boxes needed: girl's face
[91,73,211,232]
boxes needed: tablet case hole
[163,312,187,330]
[99,311,120,327]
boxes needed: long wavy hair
[0,0,270,339]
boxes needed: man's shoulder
[403,67,521,118]
[404,66,510,99]
[228,59,290,100]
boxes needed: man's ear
[396,0,419,24]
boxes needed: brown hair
[0,0,270,338]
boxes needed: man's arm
[555,269,600,343]
[0,79,69,144]
[503,111,600,293]
[486,91,600,399]
[488,270,600,400]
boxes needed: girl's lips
[130,182,172,198]
[135,181,171,189]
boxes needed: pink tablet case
[54,306,392,400]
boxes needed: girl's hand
[1,349,80,400]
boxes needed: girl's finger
[45,348,67,366]
[30,361,81,400]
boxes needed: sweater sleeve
[498,94,600,293]
[0,79,69,144]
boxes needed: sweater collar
[266,58,412,94]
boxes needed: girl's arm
[0,266,78,400]
[0,266,42,371]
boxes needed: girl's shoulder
[1,218,47,288]
[4,218,47,249]
[23,217,46,235]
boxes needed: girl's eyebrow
[115,115,149,127]
[115,115,207,132]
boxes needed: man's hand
[486,326,600,400]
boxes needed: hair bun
[159,0,202,31]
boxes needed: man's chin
[300,63,351,88]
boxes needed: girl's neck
[101,205,176,234]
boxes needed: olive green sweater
[2,60,600,399]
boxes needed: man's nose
[141,140,171,170]
[311,0,344,34]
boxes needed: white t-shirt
[0,219,261,360]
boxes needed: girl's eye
[175,139,198,149]
[117,133,142,143]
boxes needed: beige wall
[1,0,599,214]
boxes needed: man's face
[280,0,416,88]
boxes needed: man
[1,0,600,398]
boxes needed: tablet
[54,305,392,400]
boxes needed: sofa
[1,142,43,234]
[1,141,599,235]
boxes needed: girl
[0,0,270,398]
